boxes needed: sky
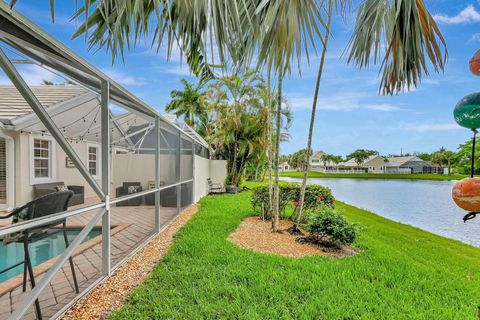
[1,1,480,157]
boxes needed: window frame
[30,134,56,185]
[86,143,101,179]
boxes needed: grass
[110,186,480,319]
[280,171,467,181]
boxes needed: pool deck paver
[0,200,180,319]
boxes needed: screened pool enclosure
[0,3,224,319]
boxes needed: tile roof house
[339,155,387,173]
[384,156,442,174]
[0,85,87,121]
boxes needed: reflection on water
[281,177,480,247]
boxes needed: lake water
[281,177,480,247]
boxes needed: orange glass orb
[452,178,480,212]
[470,50,480,76]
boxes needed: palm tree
[331,155,343,171]
[165,79,206,127]
[294,0,333,225]
[26,0,447,229]
[206,71,267,187]
[321,154,333,169]
[432,147,455,175]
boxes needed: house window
[88,145,99,176]
[33,139,51,178]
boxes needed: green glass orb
[454,93,480,129]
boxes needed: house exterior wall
[364,156,387,173]
[13,132,101,207]
[5,128,228,209]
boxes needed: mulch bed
[229,216,356,258]
[61,204,199,320]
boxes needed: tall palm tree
[294,0,447,224]
[272,71,283,232]
[294,0,334,225]
[22,0,448,226]
[165,79,206,127]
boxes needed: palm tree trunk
[272,70,283,233]
[294,1,333,225]
[267,68,274,218]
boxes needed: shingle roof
[385,156,420,167]
[311,151,327,159]
[340,155,380,167]
[0,84,87,121]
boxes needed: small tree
[346,149,378,166]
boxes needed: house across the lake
[309,151,338,172]
[338,155,387,173]
[384,156,442,174]
[304,151,443,175]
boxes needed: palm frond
[347,0,447,95]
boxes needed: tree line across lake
[281,144,478,175]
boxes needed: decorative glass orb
[452,178,480,212]
[454,93,480,129]
[470,49,480,76]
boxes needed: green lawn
[111,189,480,319]
[280,171,466,181]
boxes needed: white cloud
[469,33,480,43]
[433,5,480,24]
[0,64,62,85]
[402,123,462,132]
[289,92,402,112]
[161,65,194,76]
[101,69,146,86]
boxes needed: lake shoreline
[280,177,480,247]
[280,171,465,181]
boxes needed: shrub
[306,207,358,246]
[251,183,334,220]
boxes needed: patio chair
[33,182,84,206]
[0,191,79,320]
[207,178,224,194]
[115,182,143,206]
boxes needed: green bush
[306,207,358,246]
[251,183,334,220]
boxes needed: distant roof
[340,155,380,167]
[0,84,86,120]
[385,156,421,167]
[311,151,327,159]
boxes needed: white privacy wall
[194,155,209,202]
[193,157,227,202]
[209,160,227,185]
[112,154,227,203]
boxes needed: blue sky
[2,1,480,157]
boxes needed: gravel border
[61,204,199,320]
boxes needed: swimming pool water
[0,228,101,283]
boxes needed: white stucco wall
[209,160,227,185]
[10,130,228,208]
[111,153,156,193]
[14,131,101,207]
[194,155,209,202]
